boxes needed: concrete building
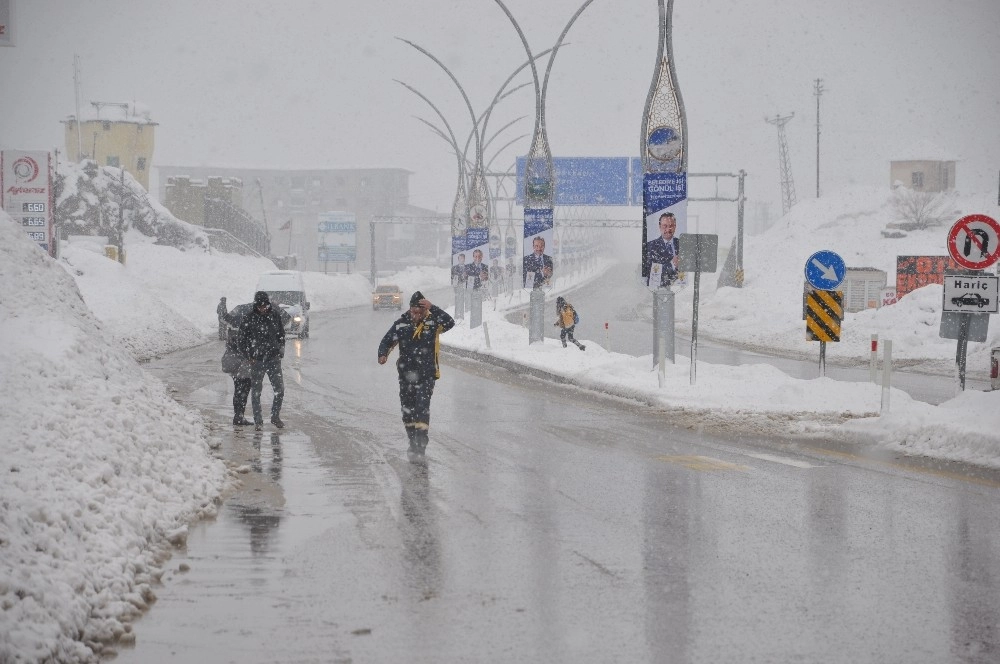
[62,101,157,190]
[162,176,268,256]
[890,140,957,192]
[156,165,448,272]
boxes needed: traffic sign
[804,250,846,290]
[805,289,843,342]
[947,214,1000,270]
[942,273,999,313]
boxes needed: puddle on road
[110,422,354,663]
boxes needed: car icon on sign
[951,292,989,308]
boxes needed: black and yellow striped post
[805,289,843,375]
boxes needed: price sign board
[1,150,54,256]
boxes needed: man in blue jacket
[377,291,455,455]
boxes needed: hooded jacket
[378,304,455,381]
[238,303,286,362]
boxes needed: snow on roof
[65,100,157,125]
[892,138,960,162]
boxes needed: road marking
[656,455,750,472]
[745,452,820,469]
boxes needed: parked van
[255,270,310,338]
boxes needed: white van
[255,270,311,338]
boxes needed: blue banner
[643,172,686,214]
[516,157,630,206]
[524,208,553,236]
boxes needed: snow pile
[56,160,208,251]
[679,186,1000,369]
[58,235,454,362]
[442,306,1000,464]
[0,214,228,663]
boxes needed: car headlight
[293,315,302,323]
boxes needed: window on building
[136,157,147,171]
[103,121,112,131]
[107,156,120,167]
[290,176,306,190]
[311,177,322,188]
[911,171,924,189]
[336,198,348,207]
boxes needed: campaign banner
[2,150,54,255]
[641,172,687,289]
[522,208,554,290]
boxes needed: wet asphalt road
[113,303,1000,663]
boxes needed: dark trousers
[250,358,284,424]
[232,376,252,417]
[560,325,581,346]
[398,375,435,430]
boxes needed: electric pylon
[766,113,797,215]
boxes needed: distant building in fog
[162,175,268,256]
[890,140,957,193]
[156,165,447,272]
[62,101,157,190]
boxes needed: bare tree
[891,186,956,231]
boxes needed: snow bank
[0,214,228,663]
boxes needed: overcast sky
[2,0,998,214]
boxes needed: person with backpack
[221,302,254,426]
[554,296,585,351]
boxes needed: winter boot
[415,429,429,453]
[233,415,252,426]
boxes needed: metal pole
[369,222,376,285]
[118,168,125,263]
[690,268,700,385]
[819,340,826,377]
[454,285,466,321]
[653,289,675,365]
[956,314,970,391]
[470,287,483,329]
[736,169,746,287]
[880,340,893,413]
[814,78,824,198]
[870,334,878,383]
[529,288,545,343]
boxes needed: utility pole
[814,78,824,198]
[255,178,271,256]
[766,113,797,215]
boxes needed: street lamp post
[493,0,596,343]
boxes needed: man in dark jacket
[377,291,455,455]
[238,291,287,431]
[222,302,254,425]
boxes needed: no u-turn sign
[947,214,1000,270]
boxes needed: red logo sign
[11,156,41,183]
[947,214,1000,270]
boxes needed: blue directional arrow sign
[804,250,846,290]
